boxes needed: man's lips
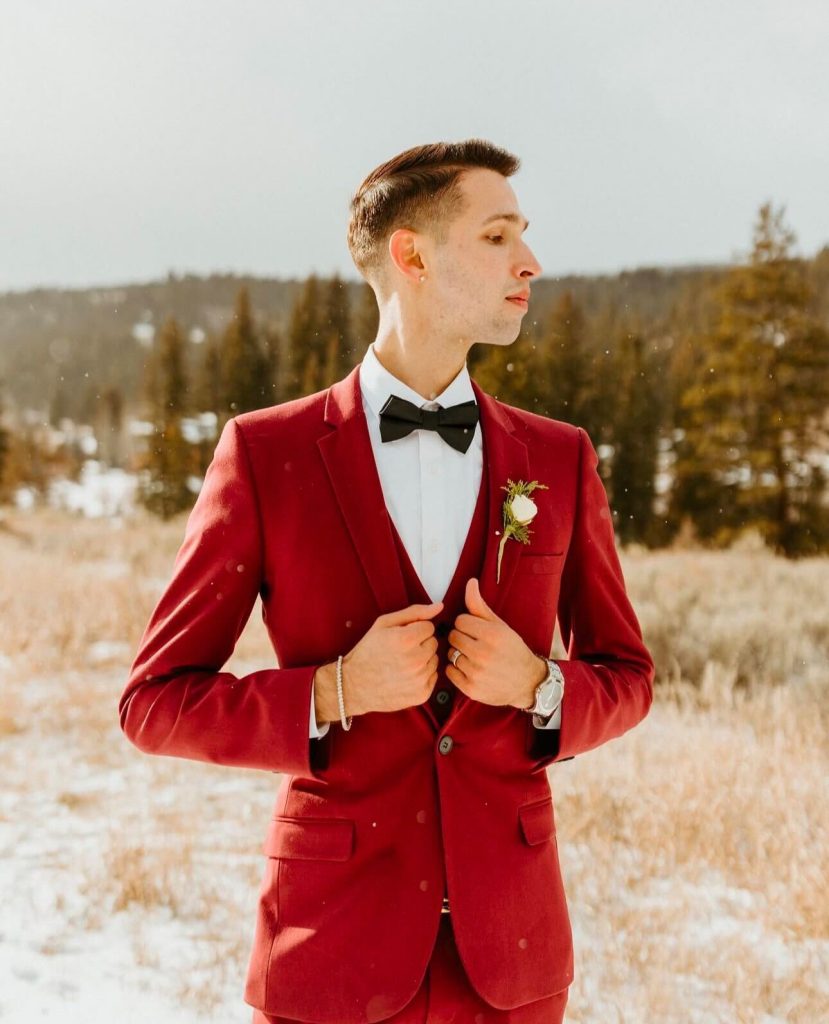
[506,296,528,309]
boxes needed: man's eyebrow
[481,212,530,230]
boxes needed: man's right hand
[314,601,443,723]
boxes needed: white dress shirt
[309,342,562,738]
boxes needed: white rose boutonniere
[497,478,550,583]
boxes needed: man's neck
[371,340,470,402]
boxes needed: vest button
[438,735,454,755]
[435,689,450,705]
[435,622,450,638]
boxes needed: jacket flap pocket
[516,551,565,575]
[518,797,556,845]
[264,816,355,861]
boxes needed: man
[119,138,654,1024]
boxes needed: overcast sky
[1,0,827,292]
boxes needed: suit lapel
[317,364,408,615]
[469,375,530,620]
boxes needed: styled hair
[346,138,520,289]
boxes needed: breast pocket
[515,551,565,575]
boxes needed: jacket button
[438,735,454,755]
[435,622,450,638]
[435,689,450,705]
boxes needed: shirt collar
[359,341,476,420]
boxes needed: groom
[119,139,654,1023]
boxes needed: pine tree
[261,323,283,402]
[284,274,324,400]
[609,322,661,545]
[537,290,596,430]
[153,315,188,419]
[665,273,724,543]
[220,285,272,416]
[675,202,829,554]
[99,385,124,468]
[140,315,194,519]
[320,272,354,382]
[196,335,223,415]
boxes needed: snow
[45,461,138,518]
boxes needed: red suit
[119,361,654,1022]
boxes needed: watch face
[539,679,563,713]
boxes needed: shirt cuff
[531,702,562,730]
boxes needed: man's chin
[494,328,521,346]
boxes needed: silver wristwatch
[522,657,565,719]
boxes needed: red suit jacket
[119,361,654,1023]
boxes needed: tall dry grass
[0,508,826,1022]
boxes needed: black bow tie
[378,394,480,454]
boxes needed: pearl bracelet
[337,654,352,731]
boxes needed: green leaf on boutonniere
[496,478,549,583]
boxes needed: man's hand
[315,601,443,722]
[446,578,547,710]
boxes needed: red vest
[387,461,490,910]
[386,456,489,732]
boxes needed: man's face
[415,167,542,347]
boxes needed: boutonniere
[497,478,549,583]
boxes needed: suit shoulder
[232,386,329,441]
[496,398,584,448]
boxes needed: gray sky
[2,0,827,292]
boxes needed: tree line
[2,201,827,556]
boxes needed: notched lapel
[317,364,409,615]
[469,377,529,620]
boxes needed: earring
[419,275,426,282]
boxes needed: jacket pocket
[515,551,565,575]
[518,796,556,845]
[264,816,355,861]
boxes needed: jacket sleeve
[118,416,331,779]
[526,426,654,769]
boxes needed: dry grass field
[0,508,827,1023]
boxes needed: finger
[447,630,473,654]
[447,645,476,674]
[445,662,468,691]
[418,632,439,655]
[384,601,443,626]
[452,613,487,639]
[406,618,440,642]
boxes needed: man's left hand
[446,577,547,710]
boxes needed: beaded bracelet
[337,654,352,731]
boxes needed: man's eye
[487,235,504,244]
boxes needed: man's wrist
[513,653,549,710]
[314,660,349,724]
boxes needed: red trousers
[252,913,569,1024]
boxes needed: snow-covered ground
[0,661,272,1023]
[2,655,826,1022]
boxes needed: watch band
[523,657,565,717]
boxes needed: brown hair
[346,138,520,289]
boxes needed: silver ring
[450,649,461,667]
